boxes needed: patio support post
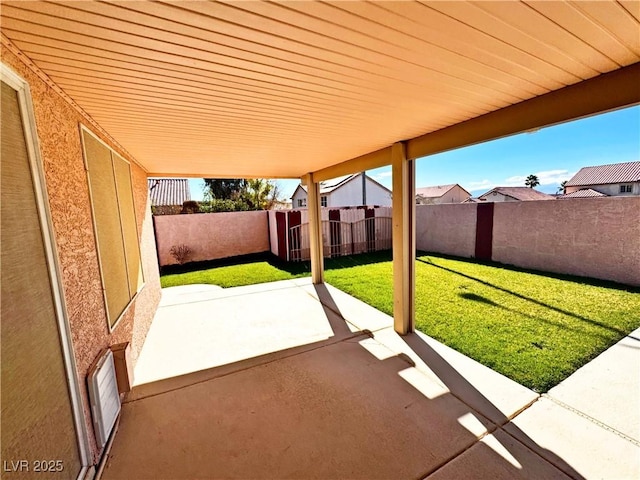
[304,173,324,284]
[392,142,415,335]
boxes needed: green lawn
[160,252,640,392]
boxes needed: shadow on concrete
[106,283,585,479]
[401,333,584,478]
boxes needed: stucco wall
[154,211,270,266]
[416,198,639,286]
[327,177,363,207]
[365,177,393,206]
[493,197,640,286]
[2,46,161,462]
[416,203,477,258]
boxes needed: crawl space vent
[88,349,121,448]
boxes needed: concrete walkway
[103,280,639,479]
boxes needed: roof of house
[565,161,640,187]
[292,173,391,198]
[415,183,470,199]
[479,187,554,201]
[148,178,191,207]
[561,188,608,199]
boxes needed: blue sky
[190,105,639,200]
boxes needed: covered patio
[102,280,638,479]
[2,1,638,336]
[2,2,639,479]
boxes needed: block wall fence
[154,197,639,286]
[417,197,639,287]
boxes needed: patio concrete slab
[546,328,640,443]
[369,327,539,426]
[134,281,359,385]
[504,397,640,480]
[105,338,496,480]
[426,428,573,480]
[118,279,637,480]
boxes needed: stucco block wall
[155,211,270,266]
[493,197,640,286]
[2,46,161,462]
[416,203,477,258]
[365,177,393,206]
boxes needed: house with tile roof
[477,187,555,202]
[415,184,471,204]
[148,178,192,214]
[291,173,391,208]
[563,161,640,197]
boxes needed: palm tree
[525,174,540,188]
[557,180,567,194]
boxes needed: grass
[160,251,640,392]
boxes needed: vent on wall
[87,349,121,448]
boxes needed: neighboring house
[291,173,392,208]
[271,199,292,210]
[148,178,192,215]
[415,184,470,204]
[477,187,555,202]
[563,161,640,196]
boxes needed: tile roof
[561,188,608,198]
[565,161,640,187]
[479,187,554,201]
[148,178,191,206]
[415,184,458,198]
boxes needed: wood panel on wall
[82,128,144,329]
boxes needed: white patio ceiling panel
[1,1,638,178]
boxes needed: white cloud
[506,169,575,186]
[373,169,392,181]
[534,169,576,185]
[467,179,495,192]
[466,170,576,193]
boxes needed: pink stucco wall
[155,211,270,266]
[416,203,477,258]
[2,45,162,462]
[493,197,640,286]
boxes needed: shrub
[170,244,192,264]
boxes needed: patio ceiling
[1,1,639,178]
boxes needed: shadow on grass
[456,291,618,344]
[161,250,393,277]
[422,257,630,338]
[458,292,499,306]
